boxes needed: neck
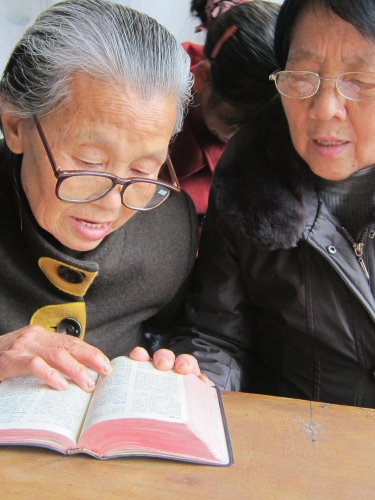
[317,166,375,238]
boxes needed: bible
[0,357,233,466]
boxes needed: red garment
[169,42,226,215]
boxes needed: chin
[58,237,103,252]
[309,163,359,181]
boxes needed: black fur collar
[213,97,318,250]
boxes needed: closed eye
[129,168,159,179]
[72,158,106,171]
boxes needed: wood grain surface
[1,391,375,500]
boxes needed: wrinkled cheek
[288,126,308,160]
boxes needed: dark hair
[274,0,375,69]
[193,1,280,112]
[191,0,208,24]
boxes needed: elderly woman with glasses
[0,0,206,392]
[163,0,375,407]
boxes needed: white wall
[0,0,283,72]
[0,0,206,73]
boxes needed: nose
[91,184,124,211]
[309,78,347,122]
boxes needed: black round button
[56,318,82,337]
[57,266,85,284]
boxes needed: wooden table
[1,391,375,500]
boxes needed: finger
[38,334,112,377]
[174,354,201,376]
[0,327,110,391]
[198,373,215,386]
[153,348,175,371]
[0,353,69,391]
[129,346,152,362]
[5,339,98,392]
[2,326,112,378]
[37,347,102,391]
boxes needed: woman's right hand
[0,325,112,391]
[130,346,214,385]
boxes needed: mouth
[78,219,111,229]
[311,137,350,159]
[315,139,348,147]
[70,217,114,242]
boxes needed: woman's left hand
[129,347,214,385]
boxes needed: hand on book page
[129,347,214,386]
[0,325,112,392]
[0,356,233,464]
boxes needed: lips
[315,139,347,147]
[70,216,113,241]
[79,219,110,229]
[311,136,350,159]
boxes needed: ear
[1,111,25,154]
[192,60,212,93]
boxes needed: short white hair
[0,0,193,135]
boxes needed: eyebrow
[287,49,320,64]
[75,135,168,164]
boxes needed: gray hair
[0,0,193,135]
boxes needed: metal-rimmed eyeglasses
[34,118,180,211]
[269,70,375,101]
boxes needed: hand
[129,346,214,386]
[0,325,112,392]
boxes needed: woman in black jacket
[167,0,375,408]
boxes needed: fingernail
[177,360,189,370]
[103,363,112,374]
[58,379,69,390]
[156,356,168,368]
[87,378,96,390]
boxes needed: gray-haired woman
[0,0,205,391]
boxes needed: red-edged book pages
[0,357,233,466]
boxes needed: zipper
[339,227,370,281]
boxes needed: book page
[0,372,97,444]
[81,357,188,433]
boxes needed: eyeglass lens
[275,71,375,100]
[58,175,171,210]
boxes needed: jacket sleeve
[141,191,199,354]
[170,190,256,391]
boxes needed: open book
[0,357,233,466]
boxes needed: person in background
[0,0,206,391]
[169,0,279,220]
[162,0,375,409]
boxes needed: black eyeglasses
[269,70,375,101]
[34,118,180,211]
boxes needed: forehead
[287,7,375,69]
[55,73,177,140]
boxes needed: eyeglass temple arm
[269,70,279,81]
[35,117,180,190]
[166,156,180,189]
[33,117,60,176]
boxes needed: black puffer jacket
[172,97,375,408]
